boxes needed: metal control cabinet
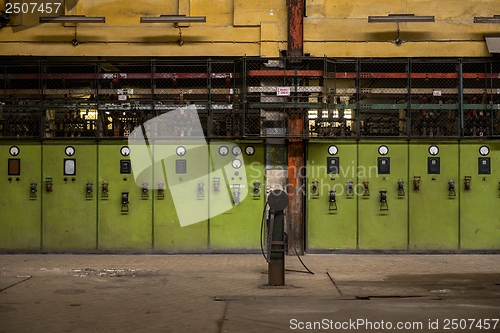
[0,142,41,250]
[459,141,500,249]
[409,142,459,249]
[97,142,152,250]
[209,142,265,250]
[153,142,209,251]
[358,142,408,250]
[307,142,357,250]
[42,143,97,250]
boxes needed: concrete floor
[0,254,499,332]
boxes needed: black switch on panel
[378,157,390,174]
[120,160,131,174]
[428,157,440,174]
[327,157,339,174]
[176,159,187,174]
[478,158,491,174]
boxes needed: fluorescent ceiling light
[474,15,500,23]
[368,14,435,23]
[140,15,206,23]
[39,15,105,23]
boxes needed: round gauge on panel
[428,145,439,156]
[219,146,229,156]
[328,145,338,156]
[232,145,242,156]
[245,146,255,156]
[378,145,389,156]
[9,146,20,156]
[231,159,242,169]
[120,146,131,156]
[479,145,490,156]
[65,146,75,156]
[176,146,186,156]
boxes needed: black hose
[260,199,269,263]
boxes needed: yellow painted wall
[0,0,499,57]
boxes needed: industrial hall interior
[2,0,500,255]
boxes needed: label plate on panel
[378,157,390,174]
[478,157,491,174]
[327,157,339,174]
[428,157,440,174]
[176,159,187,174]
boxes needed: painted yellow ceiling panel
[322,0,405,18]
[77,0,177,26]
[304,40,490,57]
[191,0,233,25]
[407,0,499,19]
[234,0,286,26]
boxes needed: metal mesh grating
[358,60,408,137]
[1,64,41,138]
[0,58,499,140]
[410,61,460,138]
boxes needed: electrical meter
[176,146,186,156]
[120,146,130,156]
[219,146,229,156]
[429,145,439,156]
[378,145,389,156]
[65,146,75,156]
[9,146,20,156]
[479,145,489,156]
[328,145,338,155]
[232,159,242,169]
[232,146,242,156]
[245,146,255,156]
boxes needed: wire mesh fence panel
[245,58,286,137]
[462,61,494,137]
[1,63,41,138]
[152,61,209,139]
[410,60,460,138]
[42,62,97,138]
[285,58,324,138]
[314,60,358,138]
[97,62,153,139]
[358,60,408,137]
[491,62,500,137]
[210,61,240,138]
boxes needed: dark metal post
[267,190,288,286]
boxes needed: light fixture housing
[140,15,206,23]
[39,15,105,23]
[368,14,435,23]
[474,15,500,23]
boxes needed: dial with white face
[9,146,19,156]
[378,145,389,156]
[219,146,229,156]
[328,145,338,155]
[65,146,75,156]
[245,146,255,156]
[479,145,490,156]
[176,146,186,156]
[429,145,439,156]
[232,159,242,169]
[120,146,130,156]
[232,146,242,156]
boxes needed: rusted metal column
[286,0,305,254]
[287,0,304,57]
[287,127,304,255]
